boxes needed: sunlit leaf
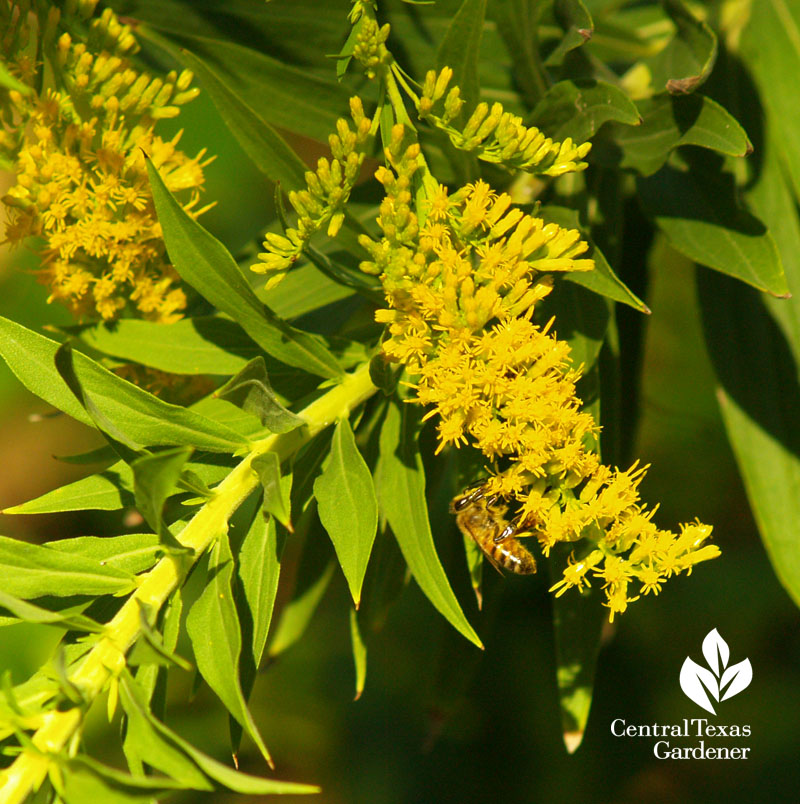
[0,535,135,598]
[185,532,273,768]
[146,158,343,380]
[314,415,379,607]
[215,358,305,434]
[0,318,247,453]
[375,401,482,648]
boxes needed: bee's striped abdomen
[491,540,537,575]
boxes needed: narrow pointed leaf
[239,509,286,669]
[540,206,648,311]
[132,447,193,541]
[375,401,482,648]
[186,532,273,768]
[252,451,292,530]
[349,607,368,701]
[0,591,101,633]
[119,676,211,789]
[314,416,378,606]
[4,464,134,514]
[146,159,343,379]
[45,534,161,576]
[216,357,304,434]
[0,318,247,452]
[437,0,487,115]
[0,535,135,598]
[549,546,605,754]
[268,560,335,659]
[178,47,306,190]
[640,160,787,296]
[76,317,258,376]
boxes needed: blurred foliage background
[2,0,800,801]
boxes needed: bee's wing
[479,543,505,576]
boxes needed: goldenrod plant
[0,0,797,801]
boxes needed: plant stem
[0,362,377,803]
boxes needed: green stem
[0,362,377,804]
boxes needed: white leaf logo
[680,629,752,714]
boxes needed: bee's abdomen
[491,540,537,575]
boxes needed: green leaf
[0,590,101,632]
[461,527,484,610]
[259,262,355,321]
[436,0,487,115]
[143,28,350,143]
[268,560,335,659]
[0,318,247,453]
[740,0,800,202]
[128,604,193,671]
[0,535,135,598]
[178,47,307,190]
[0,60,31,93]
[596,93,751,176]
[638,158,788,296]
[119,674,318,794]
[132,447,193,542]
[531,79,640,145]
[186,531,274,768]
[544,0,593,68]
[549,546,606,753]
[539,206,648,312]
[252,451,292,530]
[76,317,258,376]
[146,160,343,380]
[314,416,379,607]
[375,401,482,648]
[349,607,367,701]
[58,757,186,803]
[119,675,211,789]
[647,0,717,94]
[45,533,161,576]
[698,271,800,609]
[238,508,286,669]
[491,0,546,107]
[545,279,611,371]
[4,464,134,515]
[215,358,305,434]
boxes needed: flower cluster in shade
[357,126,720,620]
[0,0,210,322]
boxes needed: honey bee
[450,485,537,575]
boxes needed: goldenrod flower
[357,127,719,618]
[1,1,209,322]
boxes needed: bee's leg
[450,487,485,512]
[493,522,517,543]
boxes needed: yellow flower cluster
[359,127,720,619]
[418,67,591,176]
[0,0,209,322]
[251,97,371,289]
